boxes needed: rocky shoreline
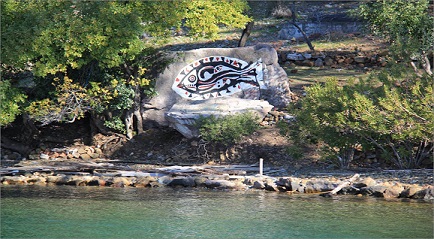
[1,160,433,201]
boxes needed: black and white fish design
[172,56,264,100]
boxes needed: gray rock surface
[166,98,274,138]
[142,44,292,129]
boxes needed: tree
[357,0,433,75]
[271,2,315,51]
[1,0,251,144]
[0,80,26,126]
[288,69,433,169]
[282,0,433,169]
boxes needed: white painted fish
[172,56,265,100]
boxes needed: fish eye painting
[172,56,265,100]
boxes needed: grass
[283,66,370,93]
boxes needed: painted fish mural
[172,56,265,100]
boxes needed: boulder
[253,180,266,189]
[324,57,334,66]
[314,58,324,67]
[399,185,423,198]
[354,56,366,63]
[276,177,292,191]
[166,98,274,138]
[167,177,196,187]
[142,44,292,129]
[411,186,434,200]
[205,179,236,189]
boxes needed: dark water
[1,185,433,238]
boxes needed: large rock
[142,44,292,129]
[166,98,273,138]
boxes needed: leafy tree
[356,0,433,75]
[1,0,251,142]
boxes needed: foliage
[1,0,250,75]
[1,0,251,134]
[26,76,90,125]
[198,112,259,145]
[288,69,433,169]
[345,67,433,168]
[287,78,363,168]
[0,80,27,126]
[103,116,126,134]
[356,0,433,62]
[183,0,251,39]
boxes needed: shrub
[0,80,27,126]
[287,78,363,169]
[198,112,259,145]
[287,68,433,169]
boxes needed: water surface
[1,186,433,238]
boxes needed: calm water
[1,185,433,238]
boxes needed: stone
[344,58,354,64]
[77,147,87,154]
[158,176,173,185]
[94,148,103,155]
[40,153,50,160]
[167,177,196,187]
[112,177,133,187]
[264,182,278,191]
[46,175,61,184]
[194,177,208,187]
[80,153,91,160]
[72,152,80,158]
[314,58,324,67]
[324,57,334,66]
[354,56,366,63]
[205,179,236,189]
[286,53,305,61]
[253,180,265,189]
[400,186,423,198]
[301,60,314,67]
[165,98,274,138]
[383,184,405,199]
[135,176,155,187]
[411,186,434,200]
[361,177,377,187]
[365,185,389,197]
[142,44,291,128]
[276,177,292,191]
[90,153,100,159]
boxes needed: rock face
[166,98,273,138]
[142,44,292,134]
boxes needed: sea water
[1,185,433,238]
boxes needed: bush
[287,68,433,169]
[198,112,259,145]
[0,80,27,126]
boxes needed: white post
[259,158,263,176]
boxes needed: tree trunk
[422,53,433,76]
[125,84,144,139]
[238,21,254,47]
[290,22,314,51]
[124,110,132,139]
